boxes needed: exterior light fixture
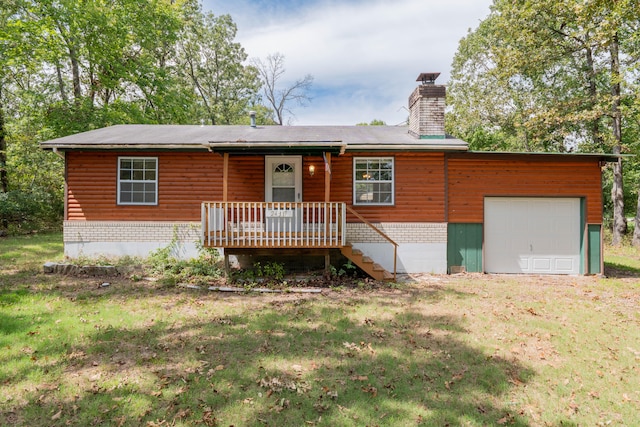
[309,164,315,176]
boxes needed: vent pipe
[249,111,257,128]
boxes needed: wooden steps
[340,244,395,282]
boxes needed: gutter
[41,143,212,151]
[345,144,469,151]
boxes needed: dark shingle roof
[40,124,469,152]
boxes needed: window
[118,157,157,205]
[353,157,394,205]
[271,162,296,202]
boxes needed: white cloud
[203,0,493,125]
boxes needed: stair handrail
[345,205,398,281]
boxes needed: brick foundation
[63,221,201,259]
[346,222,447,244]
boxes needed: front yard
[0,233,639,426]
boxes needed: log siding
[66,151,602,226]
[66,151,224,221]
[446,155,603,224]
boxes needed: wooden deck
[201,202,346,248]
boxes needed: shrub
[147,239,222,285]
[0,190,63,234]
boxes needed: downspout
[52,147,65,159]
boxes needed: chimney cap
[416,72,440,85]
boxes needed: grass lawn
[0,232,639,426]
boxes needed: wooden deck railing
[201,202,346,248]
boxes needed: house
[41,73,614,278]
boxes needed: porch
[201,202,397,280]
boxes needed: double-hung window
[353,157,394,205]
[117,157,158,205]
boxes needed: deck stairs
[340,243,395,282]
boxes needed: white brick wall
[63,221,202,259]
[346,222,447,244]
[64,221,201,243]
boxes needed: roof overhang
[207,141,347,155]
[345,143,468,152]
[41,143,211,151]
[452,151,623,163]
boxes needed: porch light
[309,164,315,176]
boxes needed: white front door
[265,156,302,202]
[265,156,303,232]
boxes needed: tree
[0,0,269,233]
[252,52,313,125]
[179,10,260,125]
[357,119,386,126]
[447,0,640,245]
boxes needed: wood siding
[67,151,224,221]
[447,155,603,224]
[67,150,602,225]
[227,156,264,201]
[328,153,446,223]
[67,151,446,223]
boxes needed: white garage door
[484,197,581,275]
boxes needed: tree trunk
[633,191,640,246]
[585,43,602,148]
[0,83,9,230]
[610,33,626,245]
[69,45,82,102]
[55,61,69,103]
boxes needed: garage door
[484,197,581,274]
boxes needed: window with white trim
[117,157,158,205]
[353,157,394,205]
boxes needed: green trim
[588,225,602,274]
[580,199,586,274]
[447,223,483,273]
[419,134,446,140]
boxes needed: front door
[265,156,302,202]
[265,156,302,232]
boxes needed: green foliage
[0,0,275,235]
[333,260,358,277]
[356,119,386,126]
[178,10,261,125]
[0,190,63,234]
[448,0,640,153]
[447,0,640,241]
[147,238,222,285]
[231,261,286,285]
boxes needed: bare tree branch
[252,53,313,125]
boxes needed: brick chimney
[408,72,446,139]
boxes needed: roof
[40,124,469,153]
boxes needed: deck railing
[201,202,346,248]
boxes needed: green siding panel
[447,223,483,273]
[580,198,586,275]
[588,224,602,274]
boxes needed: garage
[484,197,581,275]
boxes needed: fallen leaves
[258,376,312,395]
[361,385,378,397]
[342,341,375,357]
[526,307,539,316]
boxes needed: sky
[202,0,494,125]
